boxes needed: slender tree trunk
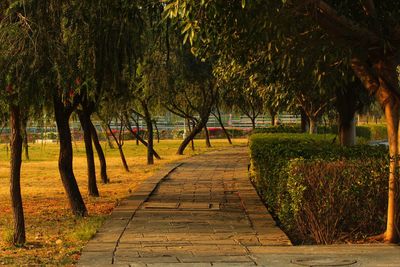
[189,119,195,151]
[54,97,87,217]
[177,118,207,155]
[135,116,140,146]
[107,124,130,172]
[300,109,310,133]
[89,121,109,184]
[145,119,154,165]
[78,110,99,197]
[21,116,29,160]
[117,144,129,172]
[125,119,161,160]
[154,120,160,143]
[204,124,211,147]
[269,109,277,126]
[102,124,114,149]
[214,107,232,144]
[10,104,25,245]
[250,117,256,130]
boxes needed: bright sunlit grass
[0,138,247,265]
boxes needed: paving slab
[78,147,399,266]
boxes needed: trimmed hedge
[249,133,388,244]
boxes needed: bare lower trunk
[89,121,109,184]
[118,144,129,172]
[146,119,154,165]
[384,101,399,243]
[309,118,318,134]
[204,125,211,148]
[250,117,256,130]
[214,109,232,144]
[21,116,29,160]
[54,97,87,217]
[177,119,207,155]
[107,124,130,172]
[10,105,25,245]
[135,115,140,146]
[300,109,310,133]
[339,115,356,146]
[78,110,99,197]
[125,120,161,160]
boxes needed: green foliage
[249,133,388,244]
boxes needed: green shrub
[249,133,388,244]
[252,125,302,134]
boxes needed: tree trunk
[250,117,256,130]
[102,123,114,149]
[339,116,356,146]
[107,124,130,172]
[118,144,130,172]
[21,116,29,160]
[145,119,154,165]
[177,118,207,155]
[78,110,99,197]
[269,109,277,126]
[142,101,155,165]
[54,97,87,217]
[10,105,25,245]
[384,100,399,243]
[154,120,160,143]
[300,109,310,133]
[125,119,161,160]
[214,107,232,144]
[135,115,140,146]
[309,117,318,134]
[89,120,109,184]
[204,125,211,148]
[352,58,400,242]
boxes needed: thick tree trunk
[300,109,310,133]
[204,125,211,148]
[339,116,356,146]
[177,118,207,155]
[10,105,25,245]
[384,100,399,243]
[21,116,29,160]
[78,110,99,197]
[336,85,359,146]
[309,117,318,134]
[54,98,87,217]
[89,121,109,184]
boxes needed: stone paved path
[79,147,290,266]
[79,146,400,267]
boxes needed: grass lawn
[0,138,247,265]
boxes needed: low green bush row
[252,124,387,141]
[249,133,388,244]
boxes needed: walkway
[79,147,400,267]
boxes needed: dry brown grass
[0,138,247,265]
